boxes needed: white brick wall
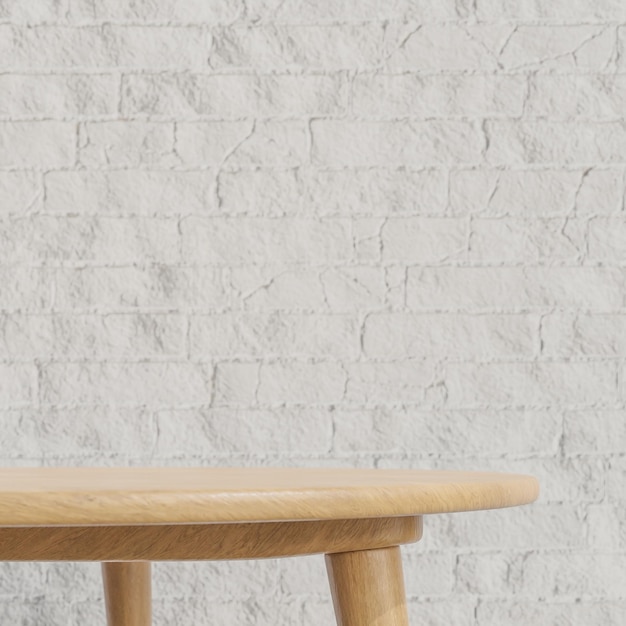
[1,0,625,623]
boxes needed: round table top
[0,467,539,526]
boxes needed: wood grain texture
[326,546,408,626]
[0,467,539,526]
[102,562,151,626]
[0,517,421,561]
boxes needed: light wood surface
[326,546,409,626]
[0,467,539,526]
[0,517,421,561]
[102,562,151,626]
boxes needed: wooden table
[0,467,538,625]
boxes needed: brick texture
[0,0,625,623]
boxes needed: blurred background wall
[0,0,625,623]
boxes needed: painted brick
[563,410,626,454]
[588,217,626,262]
[122,73,348,118]
[407,267,626,310]
[476,0,626,21]
[51,313,185,359]
[214,361,260,405]
[406,598,476,626]
[499,26,614,71]
[0,407,156,458]
[486,120,626,165]
[457,552,521,595]
[68,0,239,22]
[78,122,177,167]
[449,169,582,216]
[585,504,622,549]
[176,120,308,168]
[0,1,66,22]
[0,216,179,265]
[0,364,37,407]
[445,361,619,408]
[40,362,211,406]
[333,409,560,455]
[542,312,626,356]
[0,171,42,214]
[321,267,389,312]
[384,25,501,71]
[469,217,586,262]
[209,24,383,70]
[381,218,467,263]
[0,313,184,359]
[244,0,470,22]
[0,74,118,118]
[216,169,302,215]
[353,218,383,262]
[52,266,228,311]
[312,120,484,166]
[300,169,448,216]
[190,313,359,359]
[574,169,625,214]
[477,600,626,626]
[181,217,352,264]
[232,267,328,311]
[0,121,75,167]
[45,171,217,216]
[520,552,626,598]
[0,25,208,70]
[446,503,585,550]
[151,560,281,601]
[258,361,347,405]
[363,313,536,359]
[353,74,525,118]
[0,268,53,310]
[155,408,333,455]
[605,455,626,502]
[344,361,442,406]
[402,551,456,596]
[527,74,626,119]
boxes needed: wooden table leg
[102,561,151,626]
[325,546,409,626]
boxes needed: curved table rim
[0,467,539,526]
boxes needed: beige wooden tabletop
[0,467,538,527]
